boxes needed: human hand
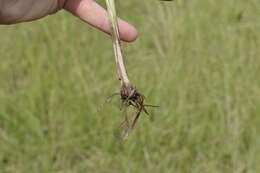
[0,0,138,42]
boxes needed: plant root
[119,84,158,139]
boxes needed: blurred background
[0,0,260,172]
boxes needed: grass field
[0,0,260,172]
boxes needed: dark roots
[120,84,149,130]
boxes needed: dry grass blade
[105,0,130,86]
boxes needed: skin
[0,0,138,42]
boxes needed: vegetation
[0,0,260,172]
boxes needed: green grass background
[0,0,260,172]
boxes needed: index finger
[63,0,138,42]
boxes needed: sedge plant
[105,0,158,138]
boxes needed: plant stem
[105,0,131,87]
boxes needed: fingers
[63,0,138,42]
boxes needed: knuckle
[0,2,25,24]
[0,9,23,24]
